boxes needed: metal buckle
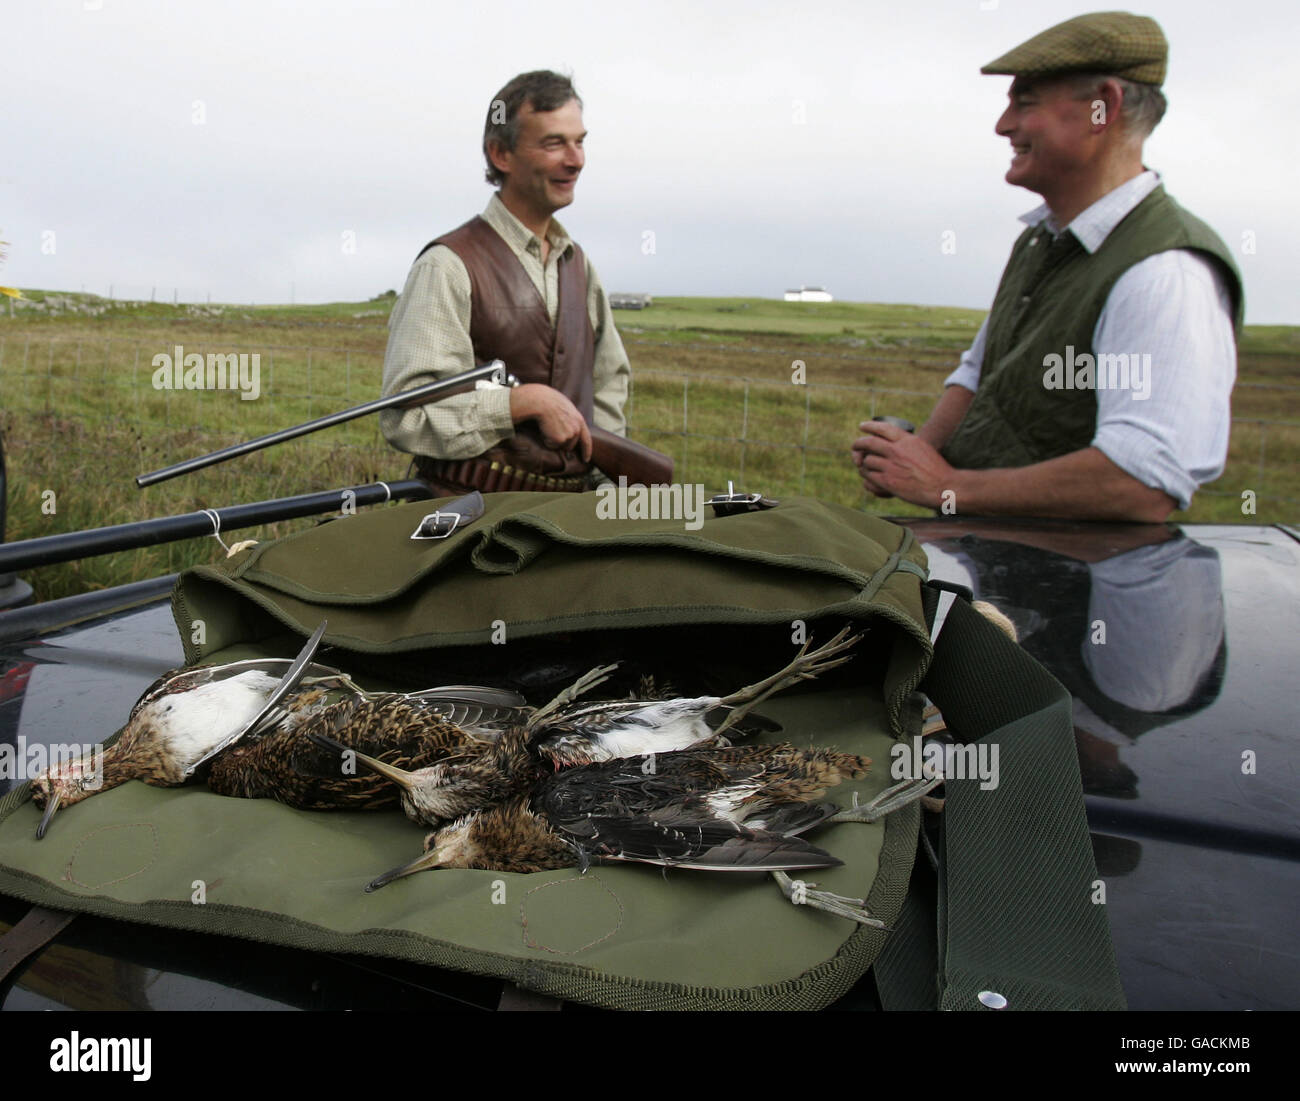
[708,481,778,516]
[410,511,464,540]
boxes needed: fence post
[799,384,811,492]
[739,381,750,486]
[1259,422,1267,502]
[681,376,689,478]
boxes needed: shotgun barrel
[0,481,433,573]
[135,362,511,487]
[135,359,674,490]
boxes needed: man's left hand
[851,421,956,509]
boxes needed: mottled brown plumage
[334,628,863,829]
[309,723,543,826]
[365,742,870,888]
[206,692,502,810]
[535,743,871,824]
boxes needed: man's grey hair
[482,70,582,187]
[1064,72,1167,143]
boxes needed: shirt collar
[1018,170,1162,253]
[483,193,574,262]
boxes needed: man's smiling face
[493,98,586,225]
[995,76,1095,196]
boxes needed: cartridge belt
[416,456,591,495]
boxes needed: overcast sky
[5,0,1297,322]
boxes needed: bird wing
[399,687,529,736]
[183,622,330,777]
[533,750,742,819]
[742,800,841,837]
[128,658,350,722]
[555,813,843,872]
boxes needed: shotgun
[589,426,673,486]
[136,361,674,488]
[406,364,673,486]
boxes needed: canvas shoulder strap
[874,586,1126,1011]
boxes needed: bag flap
[171,492,934,736]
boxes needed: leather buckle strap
[410,491,487,540]
[0,906,77,986]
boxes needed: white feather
[142,671,281,766]
[705,782,762,821]
[588,697,722,759]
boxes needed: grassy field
[2,289,1297,601]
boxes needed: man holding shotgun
[380,70,633,495]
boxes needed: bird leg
[769,870,886,928]
[301,672,369,697]
[573,843,593,875]
[712,626,861,738]
[821,702,946,820]
[827,772,943,824]
[526,663,621,731]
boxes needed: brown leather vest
[419,216,596,480]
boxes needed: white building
[783,286,833,302]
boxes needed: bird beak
[348,749,416,790]
[35,790,61,840]
[307,732,416,791]
[365,845,443,892]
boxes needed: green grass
[613,296,986,349]
[2,289,1297,601]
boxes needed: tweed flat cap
[981,12,1168,86]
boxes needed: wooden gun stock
[589,427,674,485]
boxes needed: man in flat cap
[381,70,631,495]
[853,12,1243,522]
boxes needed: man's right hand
[509,383,593,461]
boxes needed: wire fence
[628,367,941,494]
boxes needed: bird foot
[828,772,943,824]
[529,663,622,730]
[714,626,862,736]
[770,870,885,928]
[302,673,369,698]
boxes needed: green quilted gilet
[943,185,1243,470]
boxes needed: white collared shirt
[944,171,1237,510]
